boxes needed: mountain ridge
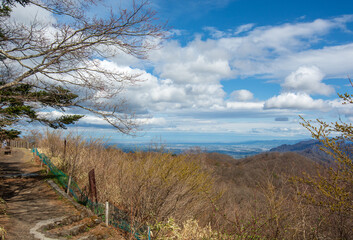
[269,139,334,163]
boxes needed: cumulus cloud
[230,89,254,101]
[98,14,351,122]
[28,14,352,138]
[269,43,353,78]
[92,60,228,114]
[264,92,329,110]
[282,66,334,95]
[151,41,232,84]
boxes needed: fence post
[105,201,109,226]
[148,226,151,240]
[88,169,98,203]
[63,139,67,163]
[67,175,72,195]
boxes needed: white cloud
[226,101,264,110]
[136,117,167,126]
[41,15,352,139]
[234,23,255,35]
[270,43,353,78]
[151,40,232,84]
[80,115,109,126]
[204,26,226,38]
[151,16,353,87]
[282,66,334,96]
[10,3,56,25]
[101,16,352,124]
[264,92,329,110]
[230,89,254,101]
[93,60,228,113]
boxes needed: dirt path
[0,148,79,240]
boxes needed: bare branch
[0,0,166,133]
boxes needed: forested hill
[269,139,334,163]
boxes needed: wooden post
[88,169,98,203]
[63,139,67,163]
[67,175,72,195]
[105,201,109,226]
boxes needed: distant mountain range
[114,139,304,159]
[113,138,352,162]
[270,139,334,163]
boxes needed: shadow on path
[0,149,78,240]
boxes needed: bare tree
[0,0,165,135]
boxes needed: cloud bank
[11,3,353,140]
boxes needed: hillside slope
[269,139,334,163]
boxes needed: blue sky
[12,0,353,143]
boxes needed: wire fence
[9,140,35,149]
[31,147,149,240]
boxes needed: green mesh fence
[32,148,147,239]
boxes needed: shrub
[38,130,220,237]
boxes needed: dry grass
[36,130,353,239]
[38,130,220,238]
